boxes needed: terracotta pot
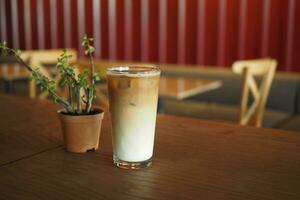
[57,108,104,153]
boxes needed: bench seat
[164,99,291,128]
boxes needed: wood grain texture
[0,95,62,166]
[0,95,300,199]
[159,77,222,100]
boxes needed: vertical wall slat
[148,0,159,62]
[49,0,57,48]
[205,0,219,65]
[0,0,7,42]
[77,0,85,56]
[158,0,167,63]
[85,0,94,38]
[70,1,78,48]
[197,0,205,65]
[63,0,71,48]
[238,0,247,59]
[266,0,281,67]
[24,0,32,49]
[30,0,38,49]
[99,0,108,59]
[285,0,295,71]
[177,0,186,64]
[108,0,117,60]
[245,0,263,59]
[17,0,25,49]
[166,0,178,63]
[43,0,51,49]
[116,0,124,60]
[56,0,64,48]
[185,0,197,65]
[4,0,13,46]
[93,0,101,58]
[37,0,45,49]
[124,0,133,60]
[261,0,270,57]
[217,0,227,66]
[131,0,141,61]
[226,1,240,66]
[11,0,19,48]
[141,0,149,62]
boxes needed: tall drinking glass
[107,66,161,169]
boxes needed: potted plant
[0,35,104,153]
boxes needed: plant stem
[60,67,78,84]
[50,91,74,113]
[3,47,75,113]
[4,48,33,72]
[89,52,95,85]
[86,89,92,113]
[85,51,95,113]
[68,85,72,105]
[77,86,82,114]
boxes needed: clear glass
[107,66,161,169]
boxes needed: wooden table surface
[0,61,221,100]
[78,60,222,100]
[0,95,300,199]
[159,76,221,100]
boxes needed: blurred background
[0,0,299,72]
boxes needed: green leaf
[0,41,7,48]
[82,35,95,55]
[16,49,21,56]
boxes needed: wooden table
[0,62,222,100]
[96,76,222,110]
[159,76,221,100]
[78,60,222,109]
[98,76,222,99]
[0,95,300,199]
[77,59,222,99]
[157,76,221,112]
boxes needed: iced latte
[107,66,160,169]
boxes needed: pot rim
[57,107,104,115]
[57,107,104,122]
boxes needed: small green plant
[0,35,100,115]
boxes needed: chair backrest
[232,58,277,127]
[21,49,78,99]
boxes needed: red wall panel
[148,0,159,62]
[56,0,64,49]
[292,0,300,70]
[185,0,197,65]
[17,0,25,49]
[132,0,141,61]
[224,0,239,67]
[116,0,124,60]
[70,0,78,49]
[4,0,12,47]
[100,0,108,59]
[205,0,218,66]
[0,0,299,71]
[43,0,51,49]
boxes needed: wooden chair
[232,58,277,127]
[21,49,78,99]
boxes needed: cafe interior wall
[0,0,299,72]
